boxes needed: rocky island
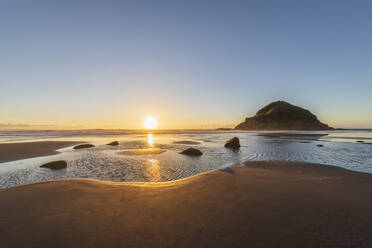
[235,101,333,130]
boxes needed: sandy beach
[2,1,372,247]
[0,141,80,163]
[1,161,372,247]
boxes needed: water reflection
[147,133,154,147]
[1,130,372,189]
[146,158,161,182]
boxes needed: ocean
[0,129,371,188]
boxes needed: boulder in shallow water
[225,137,240,150]
[180,148,203,156]
[317,144,324,147]
[73,144,95,150]
[107,141,119,146]
[40,160,67,170]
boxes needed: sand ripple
[118,149,166,155]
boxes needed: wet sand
[0,141,80,163]
[1,161,372,247]
[258,132,328,138]
[118,148,166,155]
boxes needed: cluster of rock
[73,141,119,150]
[43,139,241,169]
[180,137,241,156]
[42,141,119,170]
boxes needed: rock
[317,144,324,147]
[225,137,240,150]
[356,141,365,143]
[73,144,95,150]
[180,148,203,156]
[235,101,333,130]
[107,141,119,146]
[40,160,67,170]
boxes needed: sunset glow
[2,2,372,247]
[144,117,157,130]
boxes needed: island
[235,101,333,130]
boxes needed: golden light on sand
[144,116,157,130]
[146,158,161,182]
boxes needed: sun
[144,116,158,130]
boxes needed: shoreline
[1,161,372,247]
[0,141,80,163]
[4,159,371,190]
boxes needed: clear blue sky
[1,0,371,128]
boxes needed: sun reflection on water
[147,133,154,147]
[146,158,161,182]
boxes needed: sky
[1,0,372,129]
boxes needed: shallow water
[0,130,371,189]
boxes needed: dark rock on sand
[225,137,240,150]
[107,141,119,146]
[180,148,203,156]
[317,144,324,147]
[73,144,95,150]
[235,101,333,130]
[40,160,67,170]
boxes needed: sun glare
[147,133,154,146]
[144,116,157,130]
